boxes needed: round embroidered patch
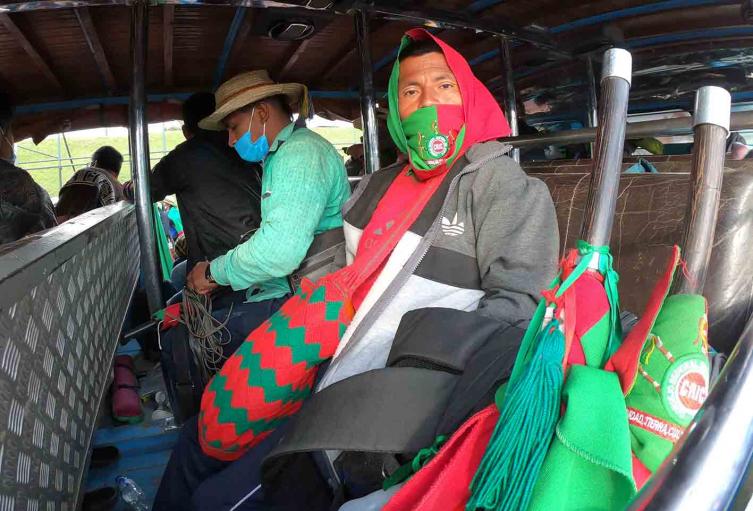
[426,134,449,159]
[661,354,709,424]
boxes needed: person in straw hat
[183,70,349,311]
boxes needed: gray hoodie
[317,141,559,390]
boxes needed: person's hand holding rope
[180,286,233,379]
[187,261,219,295]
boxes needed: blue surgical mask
[234,107,269,163]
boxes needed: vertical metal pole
[672,86,730,295]
[129,0,163,313]
[354,9,380,174]
[499,36,520,162]
[580,48,632,247]
[56,132,63,189]
[586,56,598,158]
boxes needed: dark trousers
[160,290,288,422]
[153,417,290,511]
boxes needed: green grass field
[17,126,361,198]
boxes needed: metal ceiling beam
[0,14,63,90]
[74,7,117,93]
[0,0,301,11]
[213,6,247,89]
[355,1,569,59]
[628,26,753,49]
[15,89,367,115]
[0,1,125,13]
[477,29,753,99]
[224,9,254,80]
[163,4,174,87]
[466,0,506,12]
[550,0,737,34]
[470,0,745,68]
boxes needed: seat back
[525,156,753,353]
[0,204,139,509]
[55,182,100,221]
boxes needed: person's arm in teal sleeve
[167,206,183,233]
[209,140,330,290]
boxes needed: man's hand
[187,261,219,295]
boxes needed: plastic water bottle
[116,476,149,511]
[152,391,178,432]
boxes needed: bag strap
[333,167,443,293]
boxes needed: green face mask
[400,105,466,178]
[387,35,466,178]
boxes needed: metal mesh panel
[0,206,139,510]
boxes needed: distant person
[157,201,172,241]
[727,132,751,160]
[56,145,125,222]
[0,93,56,245]
[124,92,262,272]
[163,196,183,240]
[348,117,400,175]
[344,143,364,176]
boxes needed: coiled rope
[181,287,233,380]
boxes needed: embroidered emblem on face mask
[426,134,450,162]
[662,353,709,423]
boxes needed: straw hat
[199,70,308,130]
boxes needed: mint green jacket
[210,122,350,302]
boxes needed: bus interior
[1,0,753,510]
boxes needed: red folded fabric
[384,405,499,511]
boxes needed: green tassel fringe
[467,319,565,511]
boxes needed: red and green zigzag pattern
[199,277,354,460]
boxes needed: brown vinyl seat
[525,155,753,354]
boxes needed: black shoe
[90,446,120,469]
[82,486,118,511]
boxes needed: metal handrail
[505,110,753,149]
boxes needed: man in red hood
[153,29,559,511]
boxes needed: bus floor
[85,339,179,509]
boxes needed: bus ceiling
[0,0,749,144]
